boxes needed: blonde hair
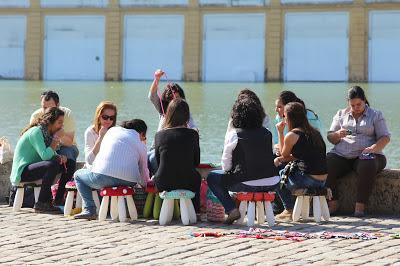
[93,101,117,133]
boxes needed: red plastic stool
[98,186,137,222]
[236,192,276,227]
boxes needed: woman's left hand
[274,157,281,167]
[362,146,376,154]
[276,121,286,133]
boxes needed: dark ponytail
[348,86,370,106]
[279,90,306,112]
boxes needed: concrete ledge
[1,162,399,214]
[337,169,400,215]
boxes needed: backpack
[8,186,35,208]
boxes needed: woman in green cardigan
[10,107,66,213]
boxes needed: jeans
[20,160,61,203]
[207,170,280,213]
[58,145,79,161]
[277,169,326,210]
[326,153,386,203]
[147,149,158,177]
[74,169,136,212]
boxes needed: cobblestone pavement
[0,205,399,265]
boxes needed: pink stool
[98,186,137,222]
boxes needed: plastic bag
[206,189,225,222]
[0,137,13,164]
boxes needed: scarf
[39,124,53,147]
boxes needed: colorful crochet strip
[190,228,385,242]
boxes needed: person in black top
[153,98,201,212]
[274,102,327,220]
[207,94,280,225]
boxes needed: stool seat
[159,190,197,226]
[100,186,134,197]
[65,181,77,190]
[160,190,195,200]
[293,187,329,197]
[98,186,137,222]
[236,191,276,227]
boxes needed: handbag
[0,137,13,164]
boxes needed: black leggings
[326,153,386,204]
[54,159,76,203]
[21,160,61,203]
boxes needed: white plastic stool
[98,186,137,222]
[64,181,100,216]
[292,188,330,223]
[13,181,42,212]
[159,190,197,226]
[236,192,276,227]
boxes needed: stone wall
[1,161,399,214]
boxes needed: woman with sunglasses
[83,101,117,169]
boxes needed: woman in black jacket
[153,98,201,212]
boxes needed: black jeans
[54,159,76,204]
[326,153,386,204]
[20,160,61,203]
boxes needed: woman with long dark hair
[326,86,390,216]
[11,107,66,213]
[153,98,201,213]
[207,96,279,224]
[274,102,327,220]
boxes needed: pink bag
[199,179,208,221]
[206,189,225,222]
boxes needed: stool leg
[237,201,247,224]
[98,196,109,221]
[256,201,265,224]
[110,196,118,221]
[64,191,74,216]
[180,198,190,225]
[153,193,162,220]
[167,200,174,223]
[126,195,138,221]
[143,192,155,218]
[33,187,41,203]
[75,192,82,209]
[264,201,275,227]
[92,191,100,214]
[13,187,24,212]
[320,196,330,221]
[301,196,310,220]
[187,199,197,224]
[247,201,256,227]
[313,196,321,223]
[292,196,303,222]
[118,196,127,222]
[159,199,173,225]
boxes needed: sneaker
[74,208,97,220]
[353,211,365,217]
[34,201,62,214]
[275,209,293,221]
[224,208,241,225]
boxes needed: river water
[0,81,398,169]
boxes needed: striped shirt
[328,106,390,159]
[91,127,150,185]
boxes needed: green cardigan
[10,127,56,185]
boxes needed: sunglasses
[101,114,116,121]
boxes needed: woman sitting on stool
[10,107,66,213]
[152,98,201,213]
[274,102,327,221]
[207,95,279,225]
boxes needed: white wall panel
[282,0,351,3]
[44,16,105,80]
[203,13,265,82]
[0,16,26,79]
[41,0,108,7]
[0,0,29,7]
[369,11,400,82]
[284,12,349,81]
[120,0,187,6]
[123,15,184,80]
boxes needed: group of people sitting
[10,69,391,224]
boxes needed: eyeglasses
[101,114,116,121]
